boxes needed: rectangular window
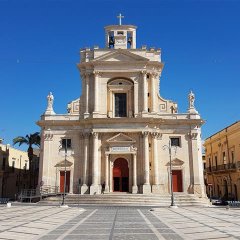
[170,137,181,147]
[115,93,127,117]
[62,138,72,149]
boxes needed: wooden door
[60,171,70,193]
[113,158,129,192]
[172,170,183,192]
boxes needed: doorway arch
[113,158,129,192]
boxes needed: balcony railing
[205,161,240,173]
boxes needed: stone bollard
[7,202,11,208]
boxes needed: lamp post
[163,140,178,208]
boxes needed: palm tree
[13,132,41,188]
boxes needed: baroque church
[38,17,205,196]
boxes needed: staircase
[39,193,210,207]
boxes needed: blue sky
[0,0,240,149]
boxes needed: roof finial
[117,13,124,25]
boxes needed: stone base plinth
[83,113,90,119]
[142,184,151,194]
[90,185,100,195]
[152,184,164,194]
[81,185,89,194]
[104,185,109,193]
[132,185,138,194]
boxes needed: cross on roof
[117,13,124,25]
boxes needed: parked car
[211,197,223,205]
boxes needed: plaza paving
[0,204,240,240]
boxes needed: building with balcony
[37,18,205,197]
[204,121,240,201]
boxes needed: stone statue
[47,92,54,108]
[44,92,55,115]
[188,90,198,114]
[188,90,195,109]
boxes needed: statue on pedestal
[44,92,55,115]
[188,90,198,114]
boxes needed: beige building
[37,20,205,197]
[0,139,29,199]
[204,121,240,201]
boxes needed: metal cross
[117,13,124,25]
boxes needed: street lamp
[59,139,73,207]
[163,140,178,208]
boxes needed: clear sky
[1,0,240,150]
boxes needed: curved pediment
[107,133,136,143]
[54,160,73,168]
[166,158,184,166]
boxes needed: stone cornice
[37,117,204,128]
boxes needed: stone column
[132,153,138,193]
[134,81,138,117]
[109,161,113,192]
[142,71,148,113]
[151,73,157,113]
[93,71,99,115]
[105,154,109,193]
[84,73,90,118]
[152,132,162,193]
[81,133,89,194]
[90,132,99,195]
[189,131,205,197]
[142,131,151,193]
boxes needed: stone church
[37,18,205,196]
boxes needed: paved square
[0,205,240,239]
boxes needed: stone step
[40,193,209,206]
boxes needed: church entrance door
[172,170,183,192]
[60,171,70,193]
[113,158,129,192]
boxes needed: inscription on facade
[111,146,130,152]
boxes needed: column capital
[91,131,98,139]
[152,132,162,139]
[142,131,149,137]
[93,71,101,77]
[141,70,147,76]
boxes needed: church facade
[37,20,205,196]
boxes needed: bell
[127,37,132,45]
[109,36,115,48]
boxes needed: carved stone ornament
[44,133,53,141]
[130,145,137,152]
[187,132,198,140]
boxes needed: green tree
[13,132,41,188]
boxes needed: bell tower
[105,14,137,49]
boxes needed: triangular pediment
[107,133,135,143]
[166,158,184,166]
[54,160,73,168]
[93,50,149,62]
